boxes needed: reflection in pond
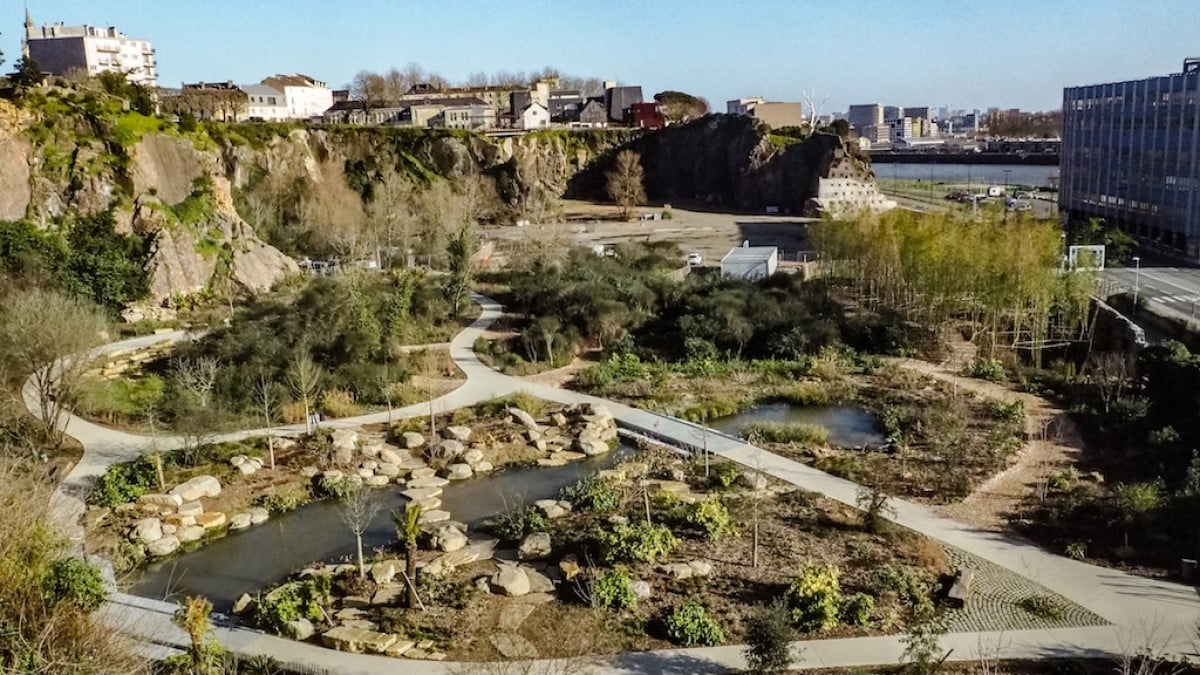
[711,402,886,448]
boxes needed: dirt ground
[485,200,820,268]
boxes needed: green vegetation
[664,598,725,646]
[742,421,829,446]
[596,521,678,565]
[685,498,738,540]
[813,210,1093,368]
[251,576,332,634]
[560,474,624,512]
[1016,594,1066,620]
[591,567,638,611]
[784,563,843,632]
[743,601,796,674]
[90,456,158,508]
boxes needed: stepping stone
[497,603,537,631]
[384,639,415,657]
[409,467,437,479]
[402,487,443,501]
[490,633,538,659]
[415,497,442,511]
[407,477,450,490]
[419,509,451,524]
[537,458,568,467]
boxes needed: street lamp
[1132,256,1141,309]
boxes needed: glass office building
[1061,59,1200,260]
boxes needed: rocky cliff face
[6,95,867,313]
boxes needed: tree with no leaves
[606,150,646,221]
[0,287,108,451]
[339,482,381,580]
[173,355,219,409]
[286,353,322,434]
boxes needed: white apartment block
[23,11,157,86]
[243,84,288,122]
[261,74,334,120]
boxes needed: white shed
[720,245,779,281]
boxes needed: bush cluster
[251,576,331,634]
[560,475,623,512]
[591,567,637,612]
[783,563,843,632]
[664,598,725,646]
[89,456,157,508]
[686,498,737,540]
[597,521,677,565]
[742,421,829,446]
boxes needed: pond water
[711,403,887,448]
[130,446,632,611]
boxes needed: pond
[711,403,887,448]
[130,445,633,611]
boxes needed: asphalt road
[1102,265,1200,322]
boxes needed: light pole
[1132,256,1141,310]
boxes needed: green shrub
[89,457,157,508]
[686,498,737,540]
[597,521,677,565]
[44,558,108,613]
[783,563,842,632]
[813,454,863,480]
[742,422,829,446]
[709,461,742,490]
[560,475,623,512]
[989,399,1026,425]
[743,600,795,674]
[591,568,637,611]
[255,484,311,513]
[313,473,353,499]
[965,357,1005,382]
[251,576,331,634]
[664,598,725,646]
[838,592,874,627]
[487,506,547,543]
[1016,594,1065,620]
[870,565,932,612]
[770,381,830,406]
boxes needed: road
[33,295,1200,673]
[1100,265,1200,330]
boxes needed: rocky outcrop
[129,135,204,205]
[0,101,32,221]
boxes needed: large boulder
[137,493,183,509]
[461,448,485,466]
[443,426,472,443]
[177,525,205,543]
[195,512,226,530]
[147,535,180,557]
[518,532,551,561]
[285,618,315,641]
[432,525,468,552]
[168,475,221,502]
[490,566,531,596]
[400,432,426,450]
[444,463,473,481]
[379,447,404,465]
[425,539,497,577]
[533,499,568,520]
[320,626,397,654]
[576,437,610,456]
[430,439,465,461]
[132,518,163,543]
[331,429,359,450]
[509,407,540,430]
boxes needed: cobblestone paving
[944,546,1109,632]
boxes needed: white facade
[813,178,897,217]
[243,85,288,122]
[262,74,334,120]
[720,246,779,281]
[520,103,550,130]
[24,15,157,86]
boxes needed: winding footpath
[33,295,1200,673]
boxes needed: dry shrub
[908,536,950,572]
[0,460,150,674]
[279,400,308,424]
[388,383,427,406]
[320,388,360,418]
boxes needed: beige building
[748,102,804,129]
[23,10,157,86]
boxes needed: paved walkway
[35,295,1200,673]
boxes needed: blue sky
[5,0,1199,113]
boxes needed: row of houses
[322,79,663,131]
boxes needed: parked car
[686,252,703,266]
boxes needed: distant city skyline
[4,0,1199,114]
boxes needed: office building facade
[1061,59,1200,258]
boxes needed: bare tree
[605,150,646,221]
[366,169,417,269]
[255,372,279,469]
[349,70,388,111]
[287,353,322,434]
[0,288,108,451]
[802,88,829,128]
[1086,351,1134,414]
[173,356,219,409]
[339,483,381,579]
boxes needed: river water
[130,405,885,609]
[876,163,1059,188]
[130,446,632,610]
